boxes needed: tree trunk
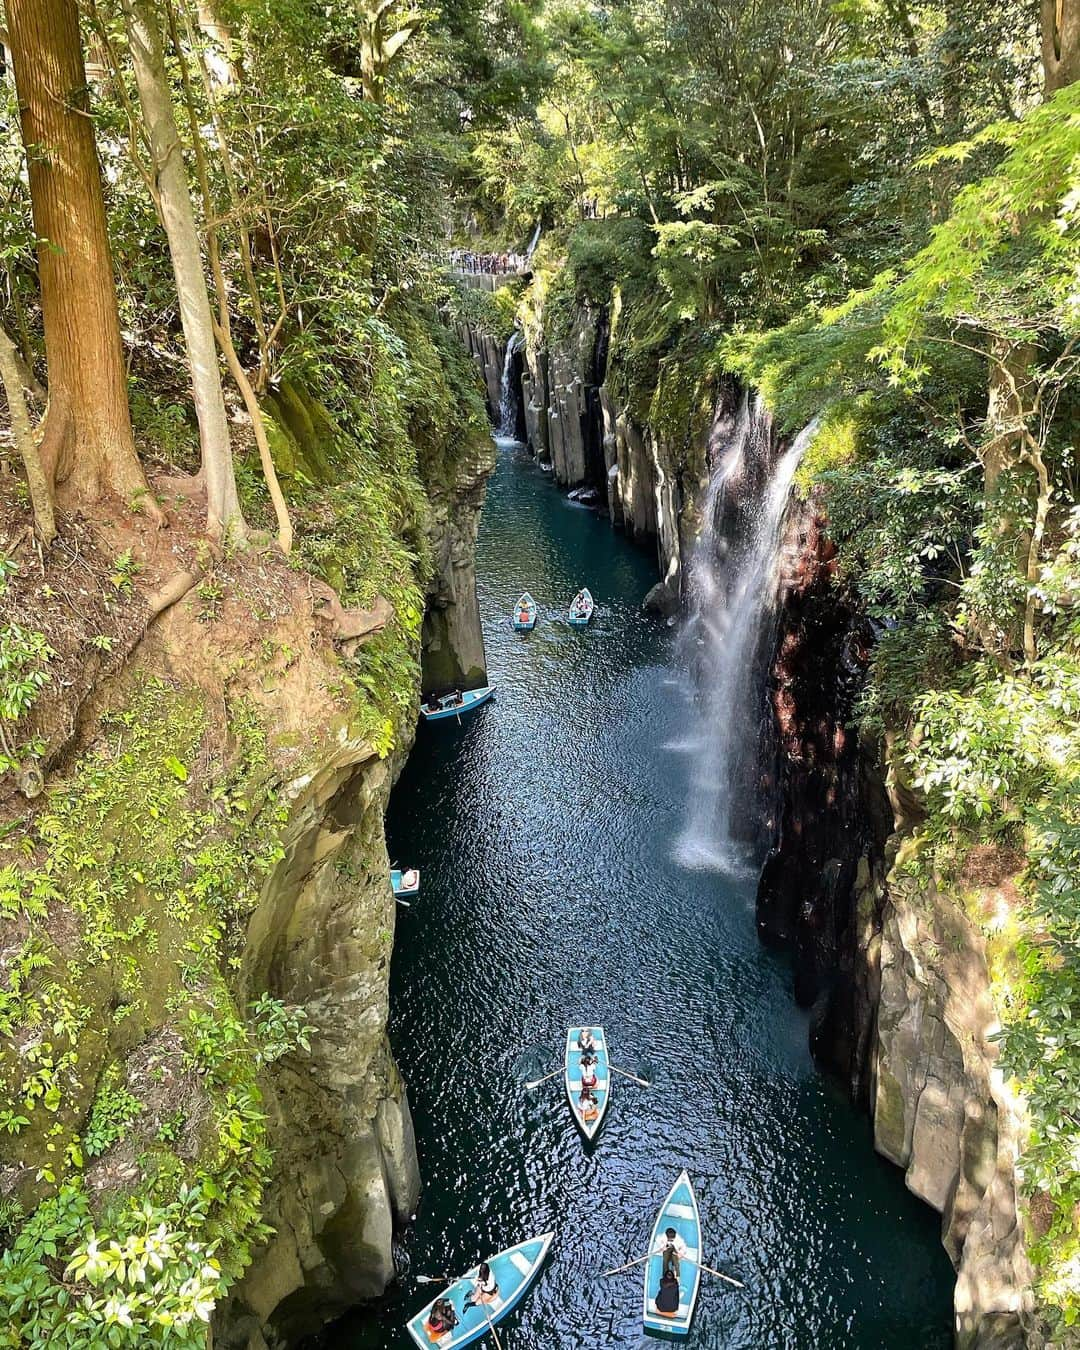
[0,323,56,543]
[1042,0,1080,91]
[983,339,1036,495]
[120,0,245,542]
[5,0,156,513]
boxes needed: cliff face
[874,858,1036,1349]
[220,414,494,1349]
[759,497,1038,1349]
[0,317,492,1349]
[420,430,495,694]
[217,741,421,1350]
[471,293,717,613]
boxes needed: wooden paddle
[416,1274,453,1284]
[601,1252,651,1277]
[610,1064,651,1087]
[697,1262,744,1289]
[395,897,412,908]
[479,1299,505,1350]
[524,1067,560,1090]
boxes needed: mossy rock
[263,379,337,484]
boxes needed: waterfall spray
[676,397,819,871]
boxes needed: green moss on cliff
[0,678,300,1346]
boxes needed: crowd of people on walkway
[449,248,528,274]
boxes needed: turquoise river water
[328,436,955,1348]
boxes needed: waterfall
[525,222,541,260]
[675,394,818,871]
[497,333,521,439]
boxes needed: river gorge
[322,424,955,1347]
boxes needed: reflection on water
[325,440,953,1349]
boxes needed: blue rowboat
[568,587,594,627]
[406,1231,554,1348]
[391,868,420,898]
[565,1026,610,1141]
[643,1171,702,1337]
[420,686,496,722]
[512,592,538,630]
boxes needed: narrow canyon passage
[330,435,954,1348]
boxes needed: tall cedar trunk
[1043,0,1080,91]
[5,0,153,510]
[120,0,245,541]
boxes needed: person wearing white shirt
[656,1226,688,1280]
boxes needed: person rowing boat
[657,1225,688,1280]
[463,1261,498,1309]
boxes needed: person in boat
[428,1297,459,1333]
[577,1028,596,1053]
[451,690,464,707]
[655,1269,681,1315]
[580,1053,598,1090]
[424,693,442,713]
[401,868,419,890]
[463,1261,498,1309]
[657,1226,688,1280]
[578,1086,599,1122]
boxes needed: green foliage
[2,1184,224,1346]
[0,560,53,777]
[448,282,521,341]
[0,678,309,1345]
[82,1068,143,1161]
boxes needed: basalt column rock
[874,858,1036,1349]
[421,429,496,692]
[218,742,421,1349]
[544,304,608,489]
[758,491,1038,1348]
[756,494,887,1100]
[521,342,551,463]
[456,322,506,423]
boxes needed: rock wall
[420,428,495,693]
[457,322,506,423]
[757,495,1038,1349]
[219,743,421,1350]
[521,305,605,487]
[220,380,494,1348]
[874,856,1036,1349]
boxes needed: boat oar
[601,1253,651,1277]
[689,1260,744,1290]
[416,1274,453,1285]
[395,897,412,908]
[610,1064,651,1087]
[525,1067,561,1090]
[480,1301,505,1350]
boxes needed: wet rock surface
[757,495,1038,1348]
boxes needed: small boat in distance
[420,686,496,722]
[568,588,594,626]
[406,1231,555,1348]
[565,1026,610,1141]
[513,592,538,630]
[643,1171,701,1337]
[391,868,420,898]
